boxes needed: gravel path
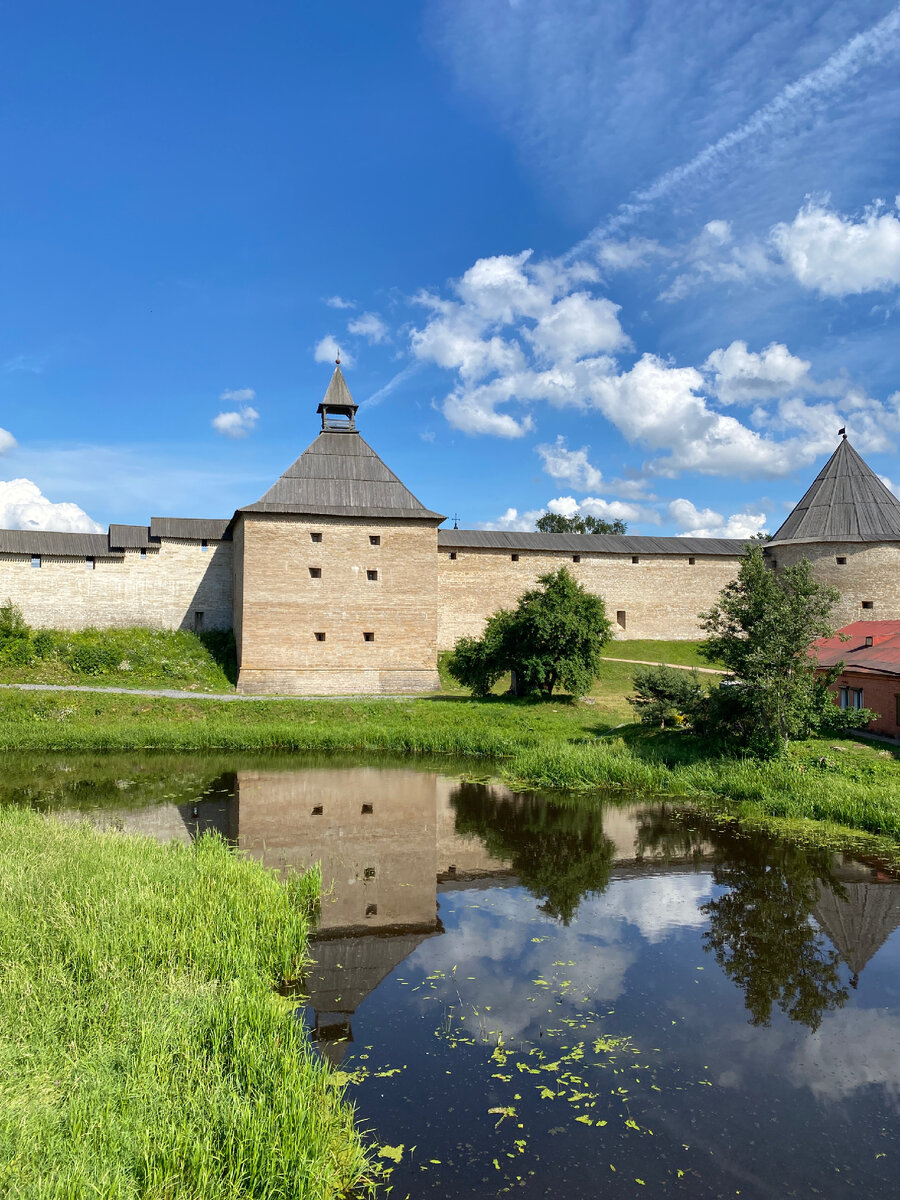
[0,683,401,702]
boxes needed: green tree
[535,512,627,535]
[628,664,705,729]
[447,567,612,699]
[698,545,843,755]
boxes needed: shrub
[0,600,29,642]
[628,664,705,729]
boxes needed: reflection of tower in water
[812,861,900,988]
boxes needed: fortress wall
[235,513,441,694]
[771,542,900,627]
[0,538,233,631]
[436,547,742,648]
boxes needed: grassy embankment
[0,806,376,1199]
[1,677,898,854]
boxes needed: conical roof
[241,367,445,521]
[813,881,900,977]
[769,438,900,546]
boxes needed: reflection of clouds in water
[790,1009,900,1104]
[580,874,713,944]
[398,876,713,1042]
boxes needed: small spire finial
[452,513,459,530]
[335,348,341,366]
[839,426,847,439]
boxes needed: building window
[140,548,147,560]
[361,803,373,814]
[309,567,322,579]
[201,539,208,552]
[572,555,581,563]
[369,535,381,546]
[363,631,375,642]
[839,686,864,710]
[862,600,874,610]
[311,805,323,816]
[310,531,322,543]
[314,631,326,642]
[194,611,204,632]
[449,552,457,560]
[30,555,41,568]
[367,569,378,581]
[85,557,95,571]
[365,903,378,917]
[631,556,639,564]
[364,866,376,879]
[511,553,519,562]
[688,557,696,565]
[616,610,626,629]
[836,556,847,565]
[865,636,874,647]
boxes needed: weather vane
[839,426,846,439]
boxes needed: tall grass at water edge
[0,690,897,842]
[0,808,375,1199]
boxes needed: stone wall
[436,546,742,648]
[0,538,233,631]
[771,542,900,627]
[234,512,442,694]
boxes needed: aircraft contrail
[571,3,900,255]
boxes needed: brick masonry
[826,669,900,738]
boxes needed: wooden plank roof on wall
[437,530,748,556]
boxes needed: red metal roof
[812,621,900,676]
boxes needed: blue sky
[2,0,900,537]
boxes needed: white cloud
[211,406,259,438]
[219,387,256,405]
[347,311,389,344]
[704,341,812,405]
[313,335,355,368]
[772,199,900,296]
[0,428,17,455]
[548,494,658,525]
[668,497,767,539]
[324,295,355,309]
[477,505,544,531]
[595,238,665,271]
[526,292,629,361]
[536,436,604,491]
[0,478,103,533]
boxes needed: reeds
[0,809,374,1198]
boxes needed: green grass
[0,625,236,691]
[0,808,376,1199]
[0,687,896,848]
[599,639,719,669]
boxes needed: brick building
[1,365,899,695]
[812,621,900,740]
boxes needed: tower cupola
[316,361,358,431]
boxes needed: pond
[7,752,900,1198]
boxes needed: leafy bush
[628,664,705,729]
[0,600,29,641]
[0,637,34,666]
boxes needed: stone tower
[232,365,445,694]
[767,436,900,625]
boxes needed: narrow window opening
[193,611,204,632]
[140,548,147,560]
[366,569,378,581]
[839,687,864,710]
[865,636,874,647]
[369,535,381,546]
[85,557,95,571]
[364,867,376,880]
[449,552,457,560]
[836,556,847,565]
[862,600,874,610]
[311,805,323,816]
[688,557,696,565]
[447,864,457,876]
[572,555,581,563]
[310,531,323,543]
[361,803,373,815]
[314,631,326,642]
[511,553,519,562]
[363,631,375,642]
[201,539,208,552]
[616,610,626,630]
[631,556,639,564]
[365,904,378,917]
[31,555,41,569]
[309,567,322,579]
